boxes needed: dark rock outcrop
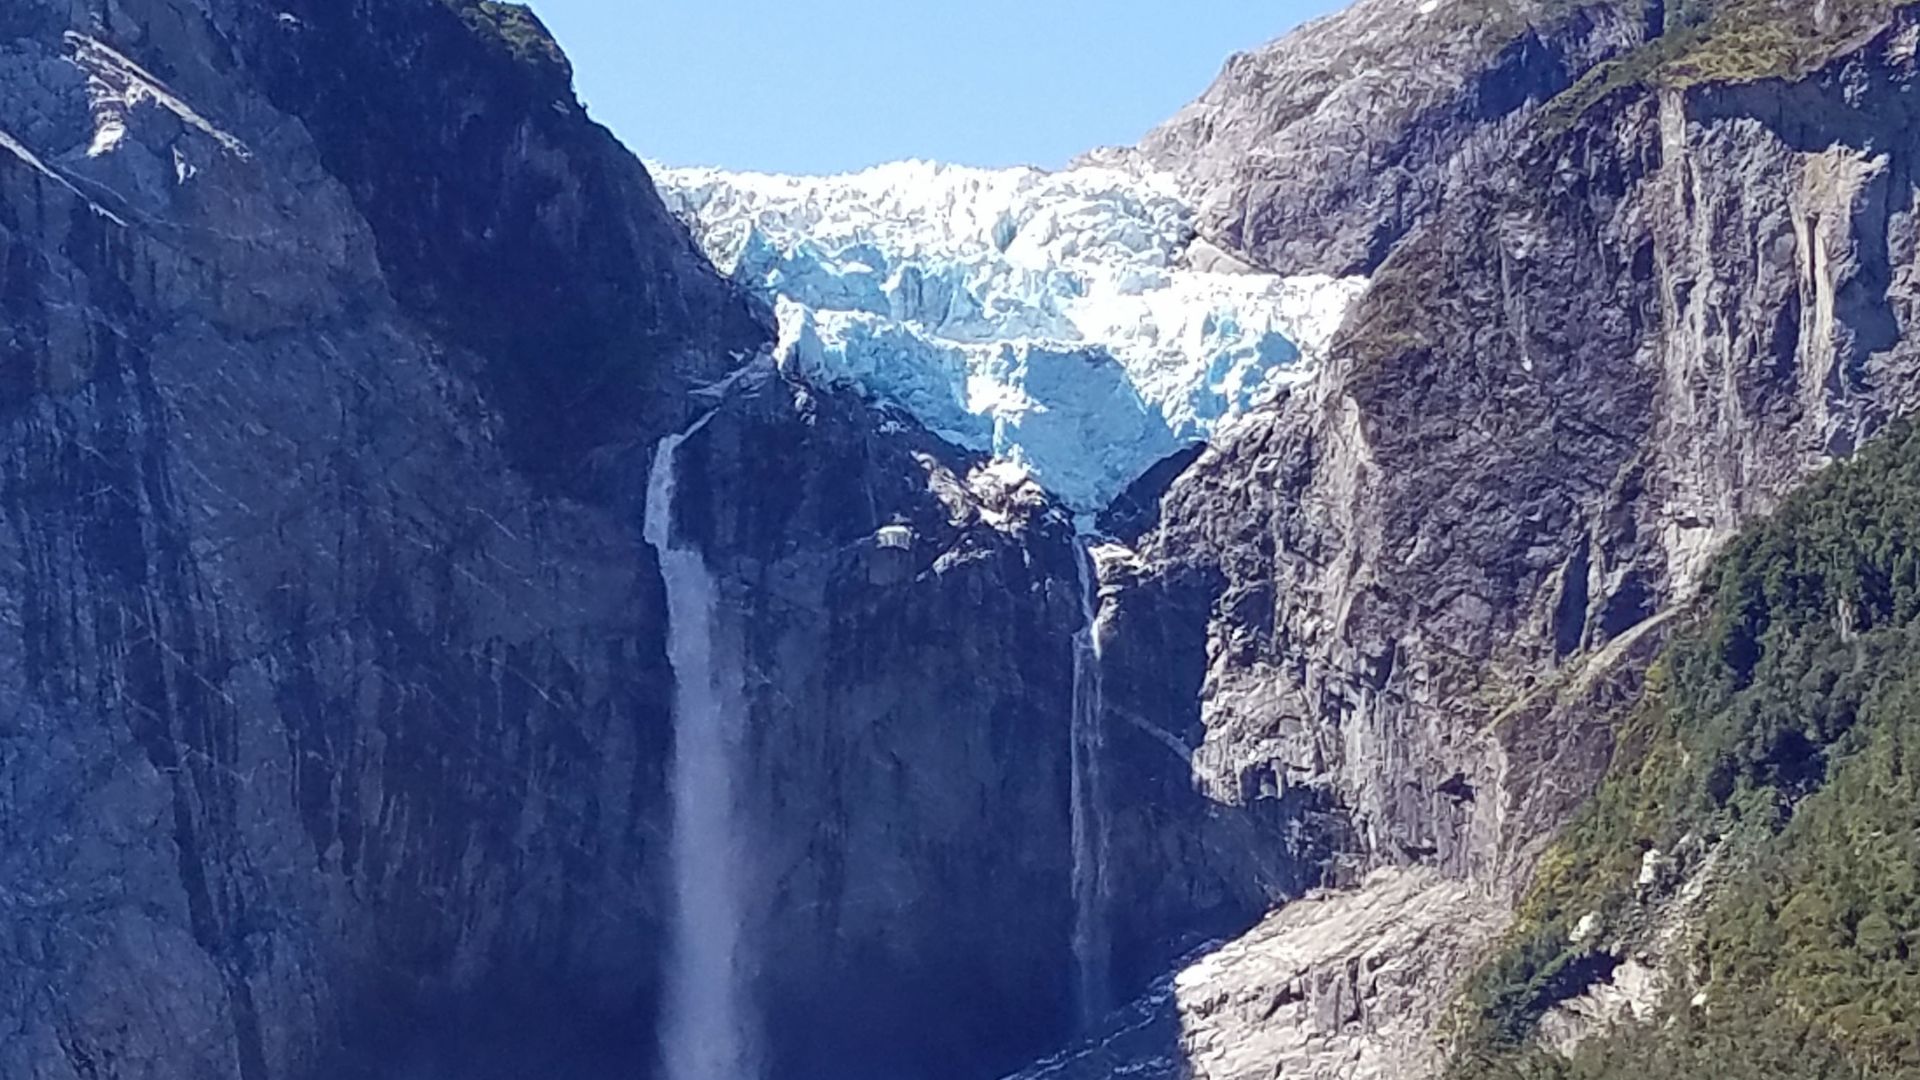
[673,373,1086,1080]
[0,1,709,1075]
[0,3,1104,1078]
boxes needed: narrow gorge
[3,0,1920,1078]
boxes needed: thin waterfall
[645,412,756,1080]
[1069,539,1111,1029]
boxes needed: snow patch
[657,160,1366,512]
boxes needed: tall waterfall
[1069,541,1111,1029]
[645,414,756,1080]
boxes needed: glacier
[654,160,1367,514]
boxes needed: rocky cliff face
[1082,0,1920,1074]
[671,373,1087,1079]
[1006,868,1508,1080]
[1131,0,1655,275]
[0,1,706,1074]
[0,2,1125,1078]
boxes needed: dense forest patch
[1452,422,1920,1080]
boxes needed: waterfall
[1069,540,1111,1029]
[645,414,756,1080]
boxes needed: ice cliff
[654,161,1366,513]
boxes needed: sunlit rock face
[1063,2,1920,1078]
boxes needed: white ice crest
[656,160,1367,513]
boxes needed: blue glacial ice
[654,160,1367,514]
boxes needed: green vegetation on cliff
[438,0,571,78]
[1539,0,1899,132]
[1452,422,1920,1080]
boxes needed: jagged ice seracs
[654,160,1368,513]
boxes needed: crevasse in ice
[654,160,1367,513]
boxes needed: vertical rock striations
[664,371,1087,1079]
[1131,0,1658,275]
[1078,1,1920,1075]
[0,2,1093,1079]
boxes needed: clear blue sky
[523,0,1344,174]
